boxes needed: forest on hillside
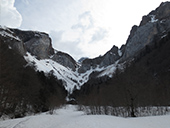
[0,41,67,118]
[71,32,170,117]
[0,31,170,118]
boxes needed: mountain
[0,1,170,118]
[121,2,170,62]
[78,57,88,64]
[0,26,123,92]
[70,2,170,117]
[0,36,67,118]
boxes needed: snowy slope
[24,52,119,92]
[24,52,83,92]
[0,25,122,92]
[98,60,125,78]
[0,25,123,92]
[0,105,170,128]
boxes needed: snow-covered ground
[0,105,170,128]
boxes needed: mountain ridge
[1,2,170,92]
[1,1,170,118]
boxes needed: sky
[0,0,167,60]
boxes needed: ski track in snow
[0,105,170,128]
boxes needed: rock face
[23,32,54,59]
[1,1,170,88]
[78,45,122,73]
[0,27,54,59]
[0,27,77,71]
[52,51,77,71]
[121,2,170,61]
[79,2,170,73]
[10,28,54,59]
[140,2,170,26]
[0,27,26,55]
[100,46,121,67]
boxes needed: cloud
[49,30,84,60]
[50,30,64,43]
[13,0,114,60]
[14,0,82,32]
[0,0,22,28]
[13,0,167,61]
[70,11,110,59]
[90,28,108,43]
[71,11,93,32]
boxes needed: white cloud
[91,28,108,43]
[72,11,94,32]
[49,30,84,60]
[13,0,167,60]
[0,0,22,28]
[14,0,82,32]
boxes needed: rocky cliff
[79,2,170,72]
[78,45,123,73]
[1,2,170,118]
[0,27,77,71]
[121,2,170,61]
[1,2,170,92]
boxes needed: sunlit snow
[0,105,170,128]
[24,52,119,92]
[150,15,158,23]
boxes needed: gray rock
[78,56,103,73]
[78,57,88,64]
[0,27,26,55]
[52,51,77,71]
[121,2,170,62]
[120,44,126,56]
[100,45,120,67]
[23,32,54,59]
[1,2,170,78]
[78,45,121,73]
[140,2,170,26]
[0,27,78,71]
[2,28,54,59]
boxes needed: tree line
[0,41,67,118]
[71,32,170,117]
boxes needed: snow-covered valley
[24,52,120,92]
[0,105,170,128]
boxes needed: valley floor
[0,105,170,128]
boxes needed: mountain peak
[140,2,170,26]
[1,2,170,92]
[121,1,170,61]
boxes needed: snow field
[24,52,120,92]
[0,105,170,128]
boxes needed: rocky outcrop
[1,1,170,81]
[10,28,54,59]
[78,45,122,73]
[121,2,170,62]
[78,56,103,73]
[0,26,77,71]
[0,27,26,55]
[140,2,170,26]
[78,2,170,73]
[23,32,54,59]
[78,57,88,64]
[52,51,77,71]
[100,46,121,66]
[0,27,54,59]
